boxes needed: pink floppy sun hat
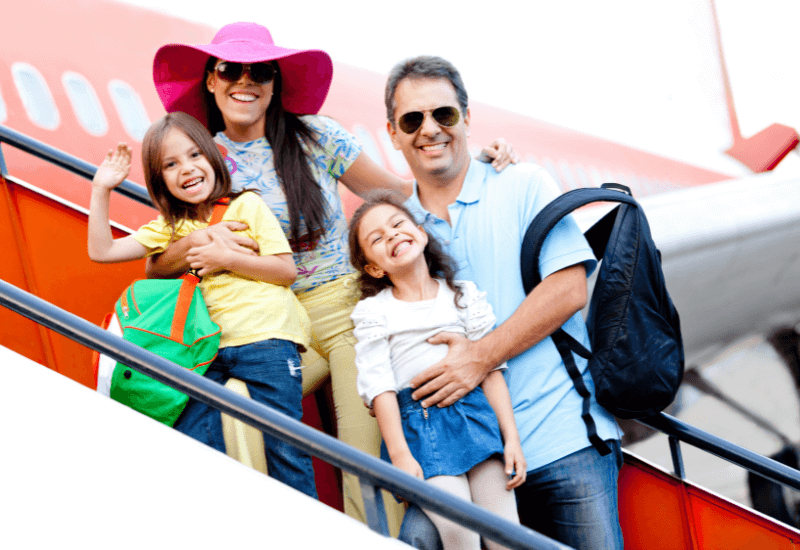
[153,22,334,127]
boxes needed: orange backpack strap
[208,197,230,226]
[171,198,230,341]
[170,273,201,342]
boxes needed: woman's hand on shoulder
[93,143,131,191]
[503,439,527,490]
[475,138,520,173]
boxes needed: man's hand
[410,332,492,408]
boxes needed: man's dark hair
[384,55,469,122]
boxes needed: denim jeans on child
[173,338,317,499]
[399,440,623,550]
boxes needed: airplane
[2,0,800,543]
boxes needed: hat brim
[153,42,333,127]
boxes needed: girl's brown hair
[348,190,463,305]
[141,112,234,235]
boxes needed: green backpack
[108,200,228,426]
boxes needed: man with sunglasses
[385,56,623,550]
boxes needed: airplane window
[376,130,410,175]
[11,63,59,130]
[108,80,150,141]
[352,124,384,165]
[0,85,6,123]
[62,72,108,136]
[559,161,577,191]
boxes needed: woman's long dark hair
[348,190,463,306]
[204,57,327,249]
[141,112,240,237]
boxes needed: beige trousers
[222,273,404,535]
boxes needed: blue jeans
[173,339,317,499]
[399,441,623,550]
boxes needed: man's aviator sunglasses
[214,62,276,84]
[397,106,460,134]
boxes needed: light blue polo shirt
[406,160,619,471]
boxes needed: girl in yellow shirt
[88,111,315,498]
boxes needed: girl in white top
[348,191,525,550]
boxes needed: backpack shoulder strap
[521,185,639,294]
[520,184,639,457]
[551,327,611,455]
[208,197,230,226]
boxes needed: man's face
[388,77,470,184]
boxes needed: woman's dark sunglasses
[214,62,276,84]
[397,106,460,134]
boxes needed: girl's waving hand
[88,142,146,263]
[93,143,131,191]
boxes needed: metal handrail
[0,125,152,206]
[638,413,800,490]
[0,278,568,550]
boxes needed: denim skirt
[381,387,504,479]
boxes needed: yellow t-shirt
[132,192,310,350]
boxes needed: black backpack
[520,183,684,456]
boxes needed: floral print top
[214,115,362,293]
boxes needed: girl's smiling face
[160,128,216,206]
[357,203,429,279]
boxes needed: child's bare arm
[146,222,258,279]
[373,392,424,479]
[88,144,147,262]
[185,233,296,285]
[481,370,527,489]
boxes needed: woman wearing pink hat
[149,21,516,530]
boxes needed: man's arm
[411,263,587,407]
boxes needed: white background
[120,0,800,177]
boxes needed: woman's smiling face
[206,61,276,142]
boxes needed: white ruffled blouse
[351,279,506,406]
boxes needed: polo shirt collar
[408,159,486,218]
[406,183,429,223]
[456,159,486,205]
